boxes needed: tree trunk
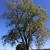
[26,45,29,50]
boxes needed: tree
[2,0,49,50]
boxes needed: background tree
[2,0,49,50]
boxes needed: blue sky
[0,0,50,50]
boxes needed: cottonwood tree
[2,0,49,50]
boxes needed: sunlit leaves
[2,0,49,49]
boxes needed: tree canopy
[2,0,49,50]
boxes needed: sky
[0,0,50,50]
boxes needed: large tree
[2,0,49,50]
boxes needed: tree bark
[26,45,29,50]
